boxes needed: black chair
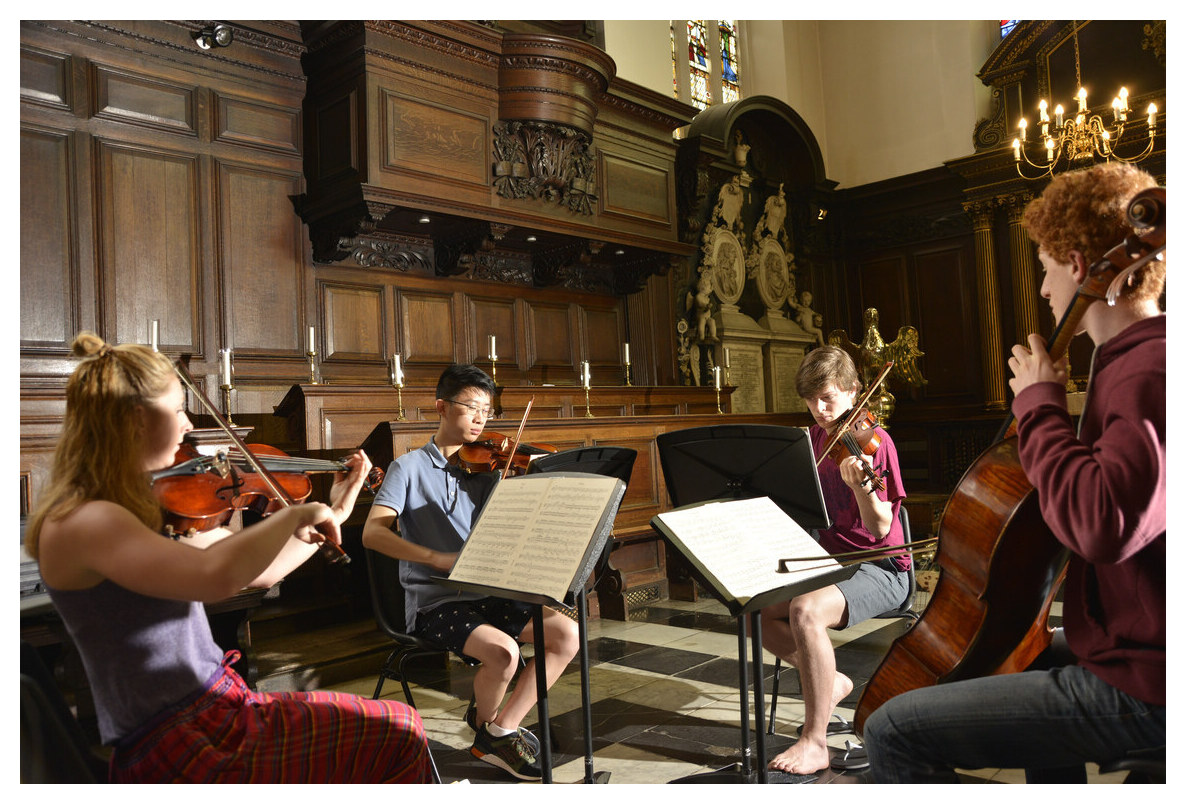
[365,547,474,707]
[20,642,107,783]
[767,506,918,735]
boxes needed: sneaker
[464,696,541,754]
[470,725,542,782]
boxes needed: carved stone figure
[713,176,743,234]
[686,273,718,342]
[732,129,750,167]
[791,290,825,347]
[754,183,787,242]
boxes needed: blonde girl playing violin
[24,332,432,783]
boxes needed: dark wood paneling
[219,162,305,355]
[97,140,201,351]
[214,93,301,155]
[912,243,979,401]
[379,89,489,187]
[20,46,71,109]
[20,127,76,348]
[400,291,458,362]
[91,63,197,135]
[526,301,575,366]
[323,282,385,360]
[600,152,672,224]
[467,296,518,365]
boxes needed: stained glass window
[1000,20,1019,38]
[671,20,742,110]
[688,20,712,109]
[720,20,739,103]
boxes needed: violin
[455,432,558,476]
[152,442,383,537]
[817,361,895,492]
[454,396,557,478]
[165,357,353,564]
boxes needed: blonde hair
[796,345,860,400]
[1023,163,1165,305]
[25,332,176,559]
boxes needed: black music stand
[438,470,626,783]
[656,425,834,784]
[527,446,637,785]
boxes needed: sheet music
[448,474,621,601]
[655,496,838,603]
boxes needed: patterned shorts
[415,597,535,656]
[109,651,433,783]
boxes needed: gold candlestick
[623,360,632,387]
[307,350,322,385]
[714,366,723,414]
[584,385,594,418]
[220,382,236,426]
[490,357,497,386]
[395,382,406,421]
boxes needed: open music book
[652,496,855,614]
[443,472,627,606]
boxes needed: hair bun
[71,331,110,359]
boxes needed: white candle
[714,366,722,391]
[220,348,233,387]
[582,360,591,389]
[1148,103,1158,129]
[392,354,403,385]
[623,342,630,364]
[149,319,160,352]
[308,326,316,354]
[724,347,731,367]
[488,335,497,361]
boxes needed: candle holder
[220,382,237,426]
[307,350,322,385]
[623,360,632,387]
[394,381,407,421]
[490,357,497,386]
[715,385,723,415]
[583,385,594,418]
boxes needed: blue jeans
[863,665,1165,783]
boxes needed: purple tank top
[46,579,224,744]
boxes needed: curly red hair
[1022,163,1164,304]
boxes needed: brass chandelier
[1012,22,1158,180]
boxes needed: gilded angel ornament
[827,307,926,426]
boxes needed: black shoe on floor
[470,725,542,782]
[465,696,541,754]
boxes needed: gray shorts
[836,559,909,629]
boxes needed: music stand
[527,446,637,784]
[656,425,831,783]
[657,424,830,531]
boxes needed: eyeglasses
[445,398,495,419]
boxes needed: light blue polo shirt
[373,437,500,631]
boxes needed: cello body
[854,435,1067,733]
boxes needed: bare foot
[768,737,831,774]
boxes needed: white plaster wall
[602,19,1000,189]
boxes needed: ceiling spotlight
[525,235,537,243]
[418,214,431,224]
[193,24,233,51]
[614,249,625,255]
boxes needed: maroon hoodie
[1013,315,1165,705]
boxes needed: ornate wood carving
[492,121,596,215]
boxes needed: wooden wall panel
[467,296,518,365]
[378,89,488,187]
[90,64,197,135]
[20,127,76,348]
[600,152,672,225]
[912,244,978,401]
[214,93,301,155]
[97,141,200,351]
[308,87,360,184]
[20,46,71,109]
[323,282,385,360]
[400,291,457,362]
[525,302,575,366]
[583,305,625,366]
[219,162,306,355]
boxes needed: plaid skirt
[110,652,432,783]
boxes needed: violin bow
[172,356,350,565]
[500,396,535,479]
[816,359,894,469]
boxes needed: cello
[854,186,1166,733]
